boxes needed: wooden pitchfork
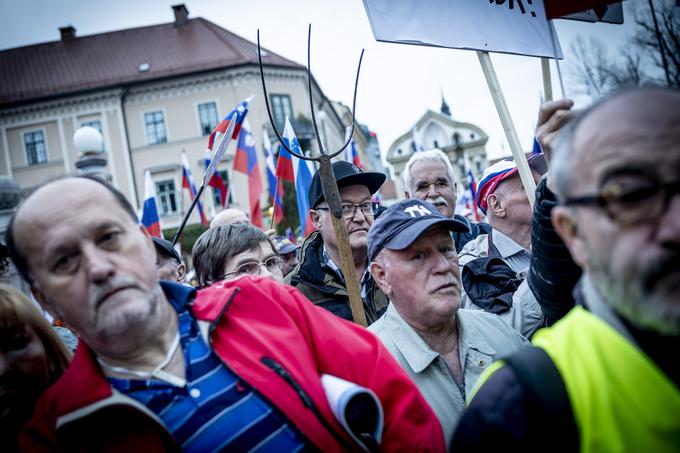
[258,25,368,326]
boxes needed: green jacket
[286,231,388,325]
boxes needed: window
[144,111,167,145]
[212,170,229,207]
[155,179,178,216]
[81,120,102,133]
[475,160,483,175]
[24,130,47,165]
[197,102,219,136]
[270,95,293,130]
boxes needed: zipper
[261,356,356,451]
[203,289,347,451]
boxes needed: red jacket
[21,278,444,452]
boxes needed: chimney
[59,26,76,41]
[172,4,189,26]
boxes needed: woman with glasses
[192,223,284,287]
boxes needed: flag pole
[172,185,205,245]
[172,116,237,245]
[269,175,281,230]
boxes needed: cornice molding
[0,91,122,126]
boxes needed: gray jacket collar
[492,228,527,260]
[385,304,496,374]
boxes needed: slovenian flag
[140,171,163,238]
[181,151,208,226]
[233,118,263,228]
[203,153,228,208]
[282,118,316,237]
[345,140,363,169]
[207,96,252,152]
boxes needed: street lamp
[73,126,109,180]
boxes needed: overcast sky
[0,0,643,162]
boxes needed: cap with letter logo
[367,199,469,262]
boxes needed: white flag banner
[362,0,562,59]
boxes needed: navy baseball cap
[273,236,299,255]
[308,161,386,209]
[368,199,469,262]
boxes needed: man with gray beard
[452,87,680,451]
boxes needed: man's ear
[404,191,412,199]
[552,206,588,268]
[310,210,322,229]
[487,193,505,218]
[369,260,391,296]
[176,263,186,283]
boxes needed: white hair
[402,149,456,195]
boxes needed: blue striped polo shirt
[107,284,307,452]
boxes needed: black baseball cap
[152,237,182,263]
[368,199,469,262]
[308,161,386,209]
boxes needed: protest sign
[362,0,562,59]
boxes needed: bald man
[210,208,249,228]
[453,87,680,451]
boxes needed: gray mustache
[426,196,448,206]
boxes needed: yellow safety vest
[533,306,680,452]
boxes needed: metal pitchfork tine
[257,25,369,327]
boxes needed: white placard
[362,0,563,59]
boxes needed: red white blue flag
[233,118,263,228]
[181,151,208,226]
[282,118,316,237]
[204,96,252,187]
[203,153,228,208]
[140,171,163,238]
[207,96,252,152]
[345,140,363,169]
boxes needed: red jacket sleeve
[276,282,446,452]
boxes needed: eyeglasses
[220,256,283,279]
[316,202,378,219]
[564,178,680,226]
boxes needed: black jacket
[527,178,582,325]
[285,231,388,325]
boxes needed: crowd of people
[1,86,678,451]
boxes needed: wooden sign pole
[477,51,536,206]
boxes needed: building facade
[386,100,489,198]
[0,4,371,230]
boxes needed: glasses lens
[236,262,261,276]
[265,256,283,271]
[360,202,375,216]
[606,184,661,225]
[340,204,355,217]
